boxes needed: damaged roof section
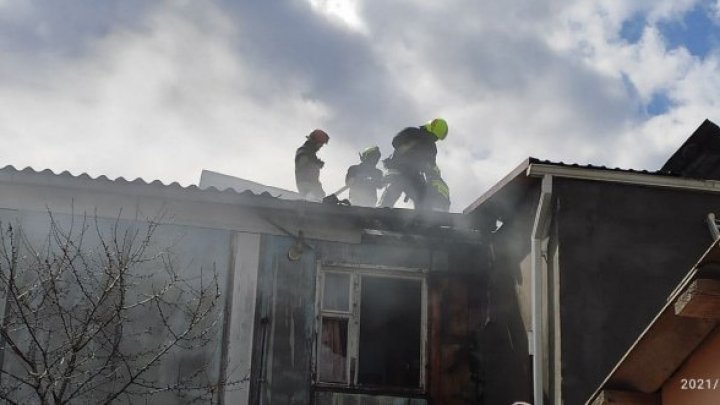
[0,164,483,244]
[199,169,302,199]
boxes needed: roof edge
[462,157,532,214]
[0,164,467,229]
[528,163,720,193]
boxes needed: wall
[477,182,539,405]
[428,270,484,404]
[555,179,720,405]
[251,234,318,405]
[314,392,427,404]
[0,178,267,405]
[250,234,486,405]
[0,209,237,403]
[222,232,261,405]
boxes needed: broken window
[316,268,425,390]
[319,318,348,383]
[318,272,351,383]
[358,276,421,387]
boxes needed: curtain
[319,318,348,382]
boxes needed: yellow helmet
[422,118,448,140]
[360,145,381,162]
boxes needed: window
[315,265,426,390]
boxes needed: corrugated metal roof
[527,157,673,177]
[199,169,301,199]
[464,157,693,215]
[0,164,468,231]
[0,164,280,198]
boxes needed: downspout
[531,175,553,405]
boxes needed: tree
[0,212,225,404]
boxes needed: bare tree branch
[0,211,227,404]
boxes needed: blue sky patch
[620,72,672,116]
[620,13,646,44]
[657,3,720,58]
[646,92,672,116]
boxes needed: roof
[199,169,302,199]
[464,148,720,218]
[586,239,720,404]
[462,157,686,216]
[662,119,720,180]
[464,120,720,217]
[0,164,472,235]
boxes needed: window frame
[313,261,428,392]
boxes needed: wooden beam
[675,279,720,319]
[590,389,660,405]
[609,309,715,393]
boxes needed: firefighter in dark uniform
[345,146,384,207]
[379,118,449,210]
[295,129,329,200]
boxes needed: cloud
[0,3,332,190]
[308,0,368,33]
[2,1,720,211]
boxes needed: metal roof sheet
[0,164,469,232]
[527,157,672,177]
[0,164,285,198]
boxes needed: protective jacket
[295,140,326,198]
[345,162,384,207]
[425,168,450,212]
[387,127,438,171]
[379,127,438,208]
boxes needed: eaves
[464,157,720,218]
[527,163,720,194]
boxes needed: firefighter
[426,164,450,212]
[295,129,329,200]
[345,146,384,207]
[379,118,449,209]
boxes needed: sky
[2,1,720,212]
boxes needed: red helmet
[308,129,330,144]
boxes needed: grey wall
[252,234,318,405]
[555,178,720,405]
[223,232,261,405]
[479,182,539,405]
[0,177,265,404]
[0,209,237,403]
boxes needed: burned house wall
[554,179,720,405]
[477,183,540,405]
[250,234,318,405]
[250,233,486,405]
[427,244,487,405]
